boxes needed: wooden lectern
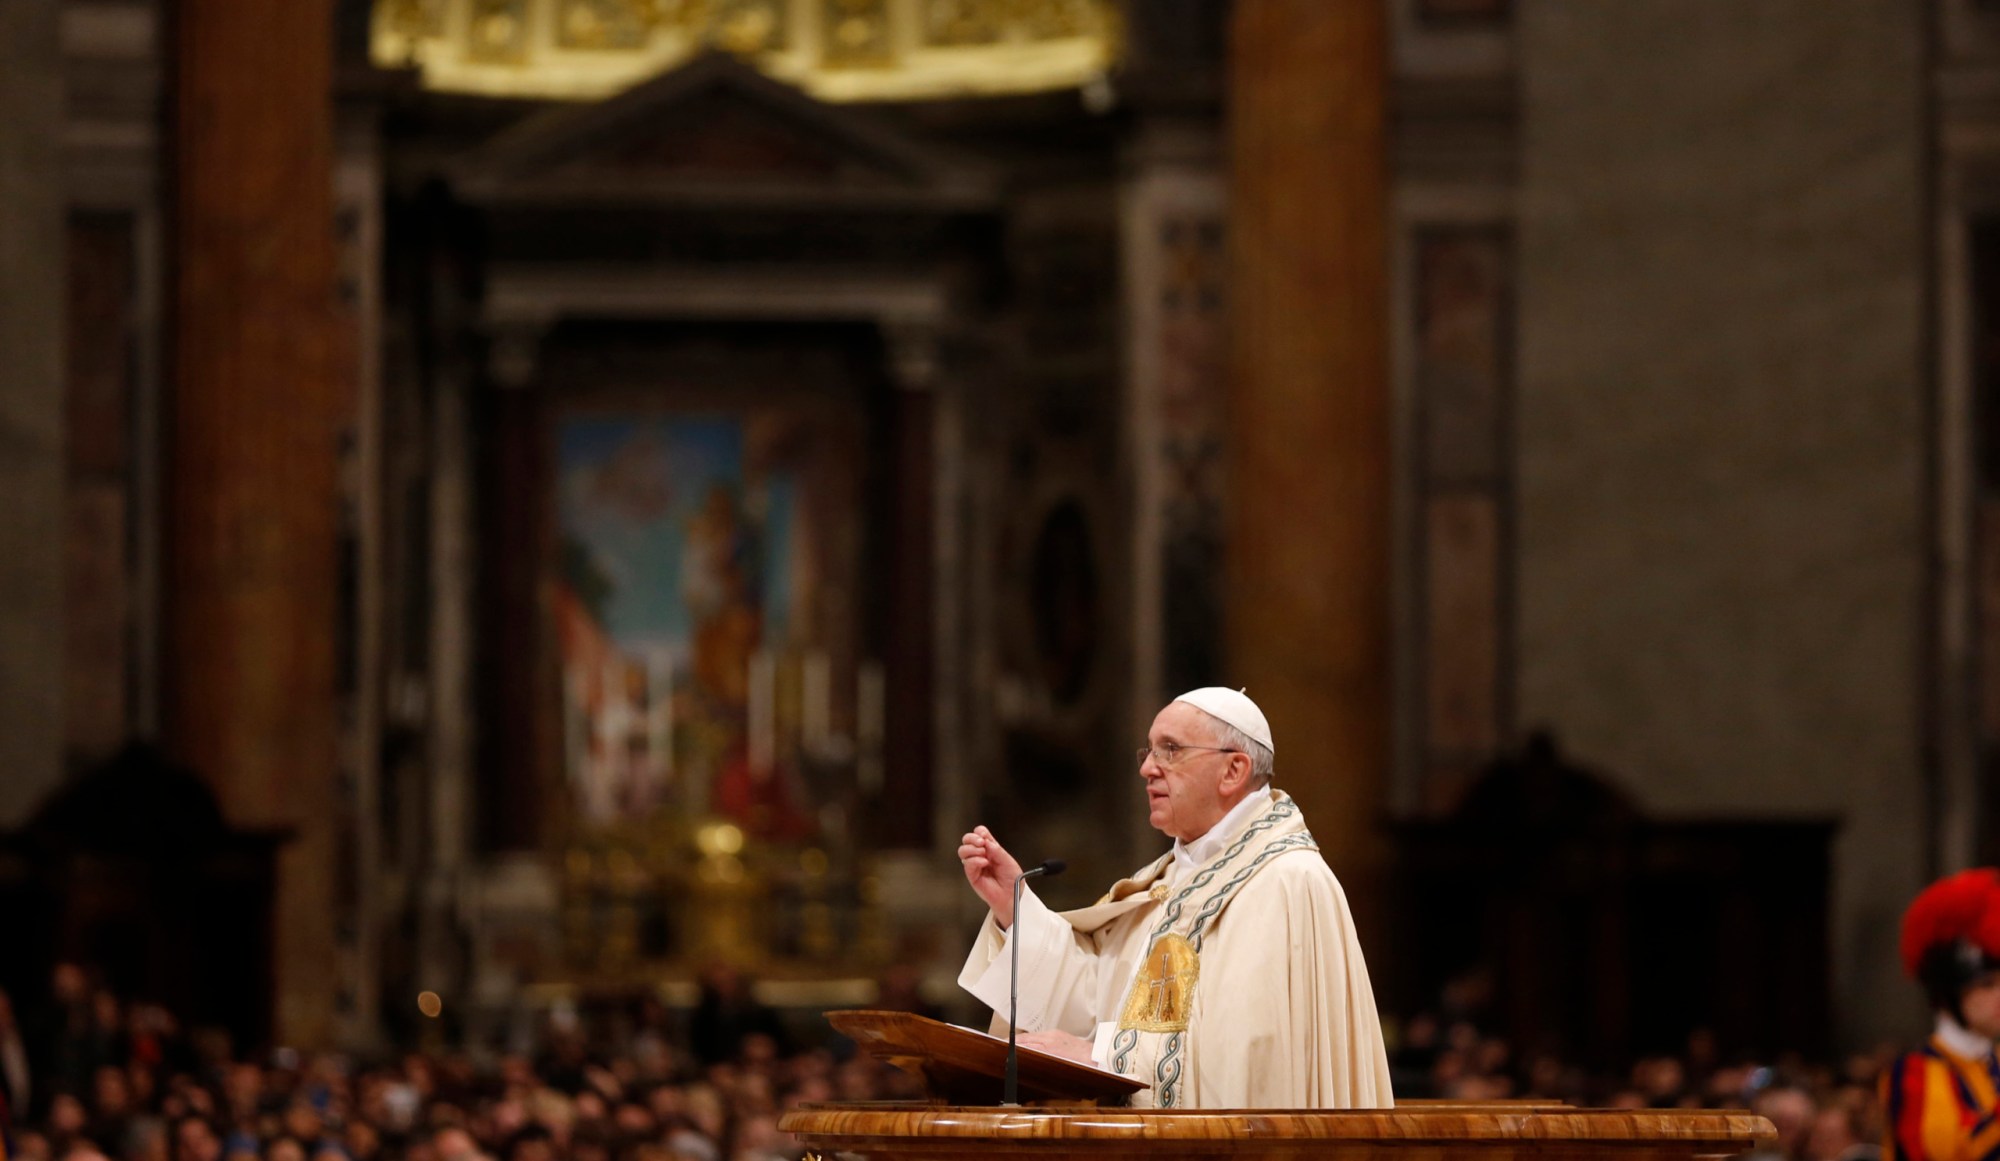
[783,1012,1774,1161]
[822,1009,1146,1105]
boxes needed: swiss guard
[1886,869,2000,1161]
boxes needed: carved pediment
[450,51,993,209]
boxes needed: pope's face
[1140,702,1236,842]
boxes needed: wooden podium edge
[779,1104,1777,1150]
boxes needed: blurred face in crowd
[683,1087,725,1140]
[1755,1089,1817,1157]
[783,1076,832,1109]
[1963,974,2000,1039]
[49,1095,88,1135]
[487,1100,526,1139]
[53,964,89,1006]
[646,1086,683,1123]
[613,1104,656,1137]
[1807,1108,1858,1161]
[432,1128,478,1161]
[731,1116,783,1161]
[175,1118,221,1161]
[226,1066,262,1114]
[343,1122,380,1161]
[582,1066,622,1102]
[264,1139,305,1161]
[96,1066,132,1116]
[283,1104,323,1143]
[183,1087,217,1119]
[739,1034,778,1067]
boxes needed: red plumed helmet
[1901,868,2000,978]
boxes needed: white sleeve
[956,887,1106,1037]
[1089,1020,1120,1068]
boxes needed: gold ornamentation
[1017,0,1087,39]
[467,0,532,63]
[713,0,786,53]
[1148,882,1169,903]
[372,0,1118,102]
[559,0,650,49]
[381,0,446,38]
[1117,933,1198,1033]
[646,0,712,26]
[924,0,999,45]
[823,0,892,66]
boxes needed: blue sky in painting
[559,416,744,651]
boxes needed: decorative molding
[447,51,996,209]
[372,0,1120,103]
[482,266,949,329]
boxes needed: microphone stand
[1003,858,1065,1106]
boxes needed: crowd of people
[1390,1012,1886,1161]
[0,963,1889,1161]
[0,964,923,1161]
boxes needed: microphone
[1004,858,1067,1106]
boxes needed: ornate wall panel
[64,212,140,762]
[1411,226,1512,811]
[1122,155,1224,761]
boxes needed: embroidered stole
[1106,792,1319,1108]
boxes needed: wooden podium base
[779,1104,1773,1161]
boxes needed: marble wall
[0,0,67,825]
[1515,0,1928,1044]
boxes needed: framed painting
[552,405,862,844]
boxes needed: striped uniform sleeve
[1886,1054,2000,1161]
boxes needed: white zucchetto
[1173,687,1274,754]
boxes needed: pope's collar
[1936,1013,1996,1060]
[1170,786,1276,881]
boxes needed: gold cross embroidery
[1117,933,1199,1032]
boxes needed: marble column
[0,0,65,825]
[1227,0,1392,895]
[170,0,342,1045]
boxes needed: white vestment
[958,789,1393,1109]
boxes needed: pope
[955,687,1393,1108]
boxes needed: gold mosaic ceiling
[372,0,1124,102]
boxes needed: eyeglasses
[1136,742,1241,768]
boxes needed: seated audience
[1,961,1906,1161]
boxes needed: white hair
[1206,716,1275,784]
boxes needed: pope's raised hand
[957,825,1026,929]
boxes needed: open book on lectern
[826,1009,1147,1106]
